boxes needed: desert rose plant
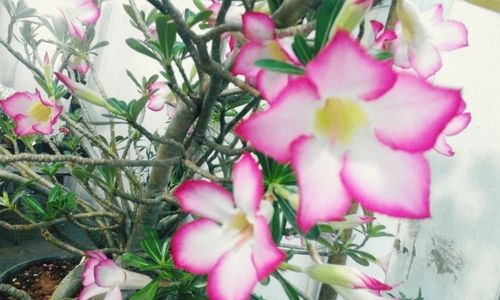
[0,0,478,299]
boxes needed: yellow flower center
[266,41,288,61]
[30,103,51,123]
[314,98,368,145]
[229,212,254,245]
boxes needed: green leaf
[292,35,314,64]
[141,228,164,264]
[155,16,177,62]
[314,0,345,52]
[187,10,212,27]
[90,40,109,51]
[254,59,305,75]
[193,0,206,11]
[271,202,282,244]
[130,278,160,300]
[126,38,158,61]
[122,253,153,270]
[256,153,296,188]
[127,96,149,122]
[106,98,128,117]
[272,272,299,300]
[22,195,46,220]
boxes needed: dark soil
[0,260,76,300]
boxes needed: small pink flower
[0,90,63,137]
[393,0,468,78]
[369,20,397,51]
[68,55,90,74]
[232,12,299,102]
[79,251,152,300]
[236,31,464,232]
[172,153,285,300]
[61,0,101,42]
[148,24,158,39]
[147,81,169,111]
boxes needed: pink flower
[207,0,222,27]
[232,12,299,102]
[0,90,62,136]
[61,0,101,42]
[148,24,158,39]
[369,20,397,51]
[68,55,90,74]
[393,0,468,78]
[79,251,152,300]
[307,263,392,295]
[236,31,463,232]
[147,81,169,111]
[172,153,285,300]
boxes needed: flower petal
[76,0,101,24]
[342,139,430,218]
[78,283,109,300]
[1,91,38,117]
[432,20,468,51]
[232,42,266,78]
[433,135,454,156]
[256,70,291,103]
[208,243,258,300]
[443,112,471,136]
[103,286,122,300]
[173,180,236,223]
[82,258,99,286]
[334,285,389,300]
[242,12,275,42]
[232,153,263,215]
[306,30,396,100]
[408,41,442,78]
[368,73,461,152]
[291,136,351,232]
[251,216,285,280]
[171,219,238,274]
[235,78,319,163]
[94,260,125,287]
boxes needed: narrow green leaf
[90,40,109,51]
[141,228,163,264]
[314,0,345,52]
[23,195,46,219]
[130,278,160,300]
[193,0,206,11]
[126,38,158,61]
[126,70,141,88]
[374,50,393,61]
[271,202,282,244]
[254,59,305,75]
[156,16,177,62]
[292,35,314,64]
[188,10,212,27]
[273,272,299,300]
[122,253,153,269]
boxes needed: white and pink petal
[306,31,396,100]
[171,218,238,274]
[291,136,352,233]
[173,180,236,222]
[251,216,285,280]
[341,138,430,219]
[207,243,258,300]
[368,73,461,152]
[235,78,319,163]
[242,12,275,42]
[232,153,263,215]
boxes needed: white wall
[386,2,500,299]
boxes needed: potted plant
[0,0,478,299]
